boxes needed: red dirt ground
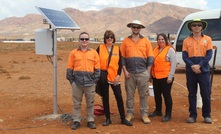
[0,42,221,134]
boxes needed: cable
[173,81,187,90]
[60,113,73,125]
[46,55,53,64]
[173,81,188,97]
[57,104,73,125]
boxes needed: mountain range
[0,2,200,40]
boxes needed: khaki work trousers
[71,82,95,122]
[125,71,149,116]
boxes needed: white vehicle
[173,9,221,69]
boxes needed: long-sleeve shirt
[120,34,154,73]
[66,46,100,87]
[182,34,213,73]
[152,46,176,80]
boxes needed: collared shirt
[66,46,100,87]
[182,34,213,72]
[120,34,154,73]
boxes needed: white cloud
[0,0,216,20]
[159,0,207,10]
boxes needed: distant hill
[0,2,200,40]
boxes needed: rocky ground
[0,42,221,134]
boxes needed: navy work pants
[186,72,211,118]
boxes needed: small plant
[19,76,31,80]
[7,74,11,79]
[0,68,8,74]
[57,56,63,60]
[12,61,19,64]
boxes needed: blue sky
[0,0,220,20]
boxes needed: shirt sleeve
[93,50,101,83]
[182,38,194,67]
[167,48,176,80]
[120,40,126,66]
[146,39,154,66]
[198,36,213,67]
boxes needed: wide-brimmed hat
[127,20,145,28]
[187,18,208,31]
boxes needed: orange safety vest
[99,44,120,82]
[152,45,171,79]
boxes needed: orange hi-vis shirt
[182,35,212,58]
[152,46,171,79]
[120,35,154,73]
[99,44,121,82]
[66,47,100,86]
[182,34,213,73]
[67,48,100,72]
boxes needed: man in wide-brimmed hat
[187,18,208,32]
[182,18,213,124]
[120,20,154,124]
[127,20,146,29]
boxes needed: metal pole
[53,29,58,114]
[211,46,217,87]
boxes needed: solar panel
[36,6,80,30]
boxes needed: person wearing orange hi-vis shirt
[120,20,154,124]
[149,33,176,122]
[66,32,100,130]
[182,18,213,124]
[96,30,132,127]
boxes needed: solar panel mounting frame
[36,6,80,30]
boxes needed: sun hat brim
[127,20,145,28]
[187,19,208,32]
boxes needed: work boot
[71,121,80,130]
[204,117,212,124]
[125,114,134,122]
[142,115,151,124]
[187,117,196,123]
[87,121,96,129]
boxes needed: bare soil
[0,42,221,134]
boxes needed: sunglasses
[132,26,141,29]
[106,36,114,39]
[80,38,89,41]
[191,24,202,27]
